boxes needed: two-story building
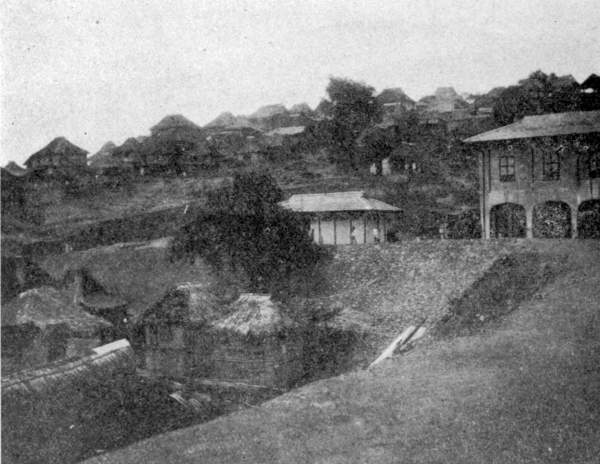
[464,111,600,239]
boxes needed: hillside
[84,240,600,464]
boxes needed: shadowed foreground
[86,241,600,464]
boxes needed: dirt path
[85,242,600,464]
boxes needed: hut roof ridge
[212,293,294,336]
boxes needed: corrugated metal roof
[265,126,306,136]
[279,191,400,213]
[1,339,135,396]
[464,111,600,142]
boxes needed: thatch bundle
[212,293,295,337]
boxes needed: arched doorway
[490,203,526,238]
[533,201,572,238]
[578,200,600,238]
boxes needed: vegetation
[322,77,382,169]
[492,70,582,124]
[172,172,326,294]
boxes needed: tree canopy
[324,77,382,169]
[492,70,582,125]
[171,173,325,293]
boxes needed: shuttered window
[543,150,560,180]
[499,155,515,182]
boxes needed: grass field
[84,240,600,464]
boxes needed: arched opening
[578,200,600,239]
[490,203,526,238]
[533,201,572,238]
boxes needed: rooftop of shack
[1,286,111,336]
[141,283,222,325]
[279,191,400,213]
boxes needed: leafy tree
[493,70,582,125]
[172,173,324,293]
[324,77,382,169]
[358,125,399,174]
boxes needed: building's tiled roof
[464,111,600,142]
[279,191,400,213]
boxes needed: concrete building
[464,111,600,239]
[279,191,400,245]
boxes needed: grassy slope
[84,240,600,464]
[40,238,219,320]
[307,240,529,360]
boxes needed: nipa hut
[210,294,304,389]
[140,283,222,378]
[1,286,112,374]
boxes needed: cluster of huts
[1,267,312,390]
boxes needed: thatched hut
[24,137,88,176]
[140,283,222,378]
[210,294,304,389]
[1,286,112,374]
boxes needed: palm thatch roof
[1,339,135,397]
[289,103,313,115]
[249,104,288,119]
[1,286,111,336]
[25,137,88,167]
[3,161,28,177]
[142,283,222,325]
[376,88,415,106]
[150,114,202,134]
[212,294,296,337]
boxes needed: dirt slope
[84,240,600,464]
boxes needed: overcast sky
[1,0,599,165]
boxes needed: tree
[171,173,325,293]
[493,70,582,125]
[324,77,382,169]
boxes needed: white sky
[1,0,599,165]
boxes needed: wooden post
[317,215,322,244]
[363,214,367,243]
[333,215,337,245]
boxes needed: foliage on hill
[171,173,326,294]
[492,70,583,124]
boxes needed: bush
[172,172,326,294]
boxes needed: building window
[499,155,515,182]
[543,150,560,180]
[590,152,600,178]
